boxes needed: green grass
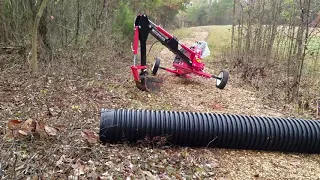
[308,36,320,54]
[202,25,232,57]
[274,29,320,76]
[172,27,194,39]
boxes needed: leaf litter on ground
[3,119,64,140]
[81,129,99,144]
[0,27,320,180]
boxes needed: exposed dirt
[1,27,320,180]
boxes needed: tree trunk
[31,0,49,74]
[254,0,263,57]
[0,0,5,43]
[39,3,50,60]
[0,0,2,15]
[86,0,107,44]
[265,0,280,65]
[296,0,311,101]
[104,0,108,17]
[244,7,252,67]
[75,0,80,45]
[231,0,236,52]
[237,4,244,61]
[291,0,310,102]
[64,1,67,46]
[292,27,304,101]
[286,21,296,100]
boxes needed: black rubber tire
[152,57,161,75]
[216,69,229,89]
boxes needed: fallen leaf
[4,120,23,139]
[7,120,23,130]
[56,155,73,168]
[44,125,58,136]
[206,162,220,168]
[72,161,86,176]
[12,130,20,138]
[20,119,36,134]
[87,171,98,179]
[101,171,110,177]
[56,155,65,168]
[212,103,224,110]
[35,121,48,138]
[53,125,67,132]
[48,107,61,117]
[4,130,14,139]
[18,130,28,136]
[217,178,228,180]
[81,130,98,144]
[174,173,183,180]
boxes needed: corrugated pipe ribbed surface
[99,108,320,153]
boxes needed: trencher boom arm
[131,14,195,91]
[131,14,230,91]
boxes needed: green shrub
[112,0,135,52]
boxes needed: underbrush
[0,24,197,178]
[224,53,320,119]
[199,25,320,119]
[0,33,135,179]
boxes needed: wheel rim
[216,71,224,86]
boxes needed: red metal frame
[155,26,173,39]
[172,63,211,78]
[131,14,214,87]
[131,24,145,82]
[131,65,147,81]
[153,26,211,78]
[156,25,197,59]
[165,41,211,79]
[133,26,139,55]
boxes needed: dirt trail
[159,27,208,68]
[152,27,284,117]
[147,27,320,179]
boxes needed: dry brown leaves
[81,129,99,144]
[3,119,66,140]
[212,102,224,111]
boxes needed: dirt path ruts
[149,27,320,180]
[152,27,284,117]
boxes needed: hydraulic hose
[99,108,320,153]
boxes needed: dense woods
[181,0,320,112]
[229,0,320,107]
[0,0,319,108]
[180,0,234,26]
[0,0,190,74]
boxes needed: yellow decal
[196,58,202,63]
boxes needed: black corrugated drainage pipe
[99,108,320,153]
